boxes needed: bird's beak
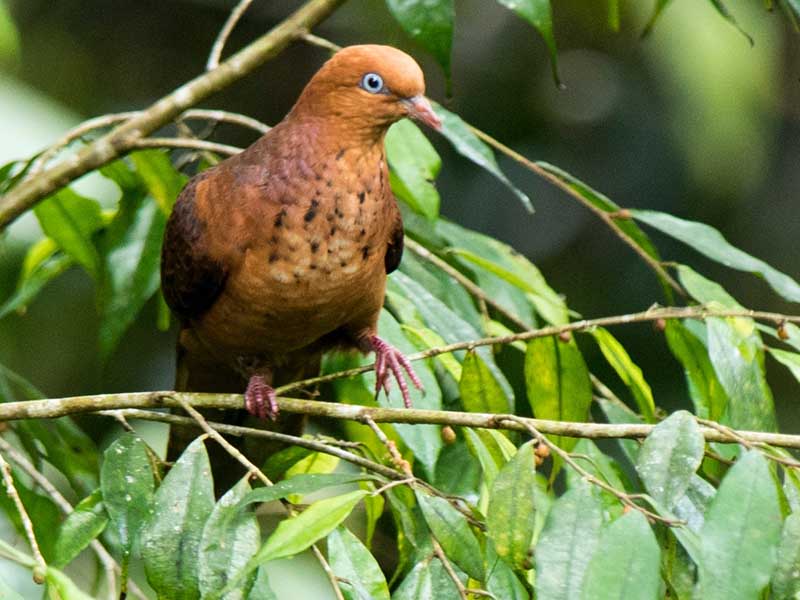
[402,95,442,130]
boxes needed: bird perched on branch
[160,45,441,459]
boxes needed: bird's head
[290,45,441,139]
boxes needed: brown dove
[160,45,441,435]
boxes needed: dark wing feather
[161,175,228,321]
[384,208,404,274]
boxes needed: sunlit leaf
[328,526,391,600]
[495,0,560,85]
[129,150,187,214]
[433,103,534,212]
[579,511,661,600]
[385,0,454,75]
[771,512,800,599]
[591,328,655,421]
[696,451,782,600]
[236,473,371,510]
[525,336,591,451]
[635,411,704,510]
[140,437,214,599]
[536,483,603,600]
[386,119,441,219]
[459,350,512,414]
[53,490,107,568]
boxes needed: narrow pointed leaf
[579,511,661,600]
[433,103,533,212]
[416,490,485,580]
[236,473,372,510]
[53,490,108,568]
[525,336,592,450]
[707,0,754,45]
[100,433,154,559]
[129,150,187,214]
[386,119,441,219]
[635,411,704,510]
[140,437,215,599]
[495,0,560,85]
[536,483,603,600]
[487,442,537,569]
[591,328,655,421]
[199,478,260,600]
[459,350,512,413]
[328,526,390,600]
[385,0,453,75]
[696,451,782,600]
[769,348,800,385]
[0,240,73,319]
[634,210,800,303]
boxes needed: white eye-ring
[360,72,385,94]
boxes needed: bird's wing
[160,173,229,322]
[384,205,404,274]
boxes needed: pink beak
[403,95,442,130]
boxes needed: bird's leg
[369,335,423,409]
[244,374,278,421]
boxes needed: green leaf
[771,512,800,599]
[100,433,154,559]
[536,483,603,600]
[579,511,661,600]
[607,0,620,30]
[140,437,214,600]
[565,439,627,516]
[591,328,656,421]
[393,557,461,599]
[485,541,529,600]
[129,150,187,214]
[236,473,372,510]
[769,348,800,386]
[53,490,108,568]
[33,188,103,278]
[385,0,454,75]
[98,192,167,360]
[433,103,534,212]
[495,0,560,85]
[328,526,390,600]
[199,478,260,600]
[635,411,704,510]
[0,239,73,319]
[44,567,94,600]
[416,490,485,580]
[641,0,673,36]
[696,451,782,600]
[672,475,716,534]
[459,350,512,414]
[0,466,61,562]
[633,210,800,304]
[664,320,729,421]
[246,568,278,600]
[595,398,642,464]
[487,441,537,569]
[524,336,592,450]
[252,490,367,564]
[706,0,754,46]
[386,119,441,219]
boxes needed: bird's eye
[360,72,384,94]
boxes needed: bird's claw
[245,375,278,421]
[370,335,423,409]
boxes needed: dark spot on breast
[269,235,278,244]
[269,253,279,263]
[359,228,366,237]
[288,244,298,252]
[326,179,333,188]
[330,226,337,236]
[361,245,370,260]
[358,191,366,204]
[304,207,317,222]
[336,148,346,160]
[310,241,319,253]
[340,259,347,267]
[326,212,335,222]
[335,208,344,218]
[315,173,322,181]
[310,263,318,270]
[274,209,287,228]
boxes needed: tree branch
[0,0,346,229]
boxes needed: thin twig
[0,0,347,229]
[299,31,342,53]
[363,417,411,475]
[432,538,468,600]
[499,415,682,526]
[0,452,46,582]
[697,417,800,469]
[181,108,271,134]
[207,0,256,71]
[131,138,243,156]
[467,126,685,296]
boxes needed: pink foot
[245,375,278,421]
[370,335,423,408]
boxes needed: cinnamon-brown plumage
[161,45,440,475]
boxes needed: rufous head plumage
[289,45,441,137]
